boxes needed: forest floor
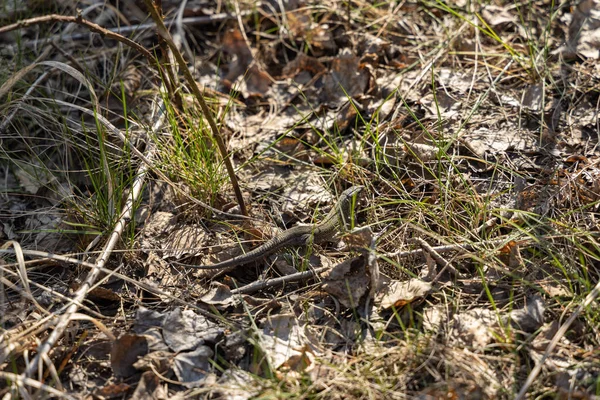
[2,0,600,398]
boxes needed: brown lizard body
[181,186,363,270]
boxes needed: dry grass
[1,0,600,398]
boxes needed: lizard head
[341,185,364,199]
[337,185,363,228]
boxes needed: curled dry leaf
[377,278,432,310]
[321,254,370,309]
[257,314,316,373]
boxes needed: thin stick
[231,267,329,295]
[144,0,248,216]
[0,248,228,322]
[515,280,600,399]
[15,12,249,48]
[0,13,165,79]
[414,238,462,281]
[21,105,165,380]
[0,371,75,400]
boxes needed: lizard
[180,185,363,270]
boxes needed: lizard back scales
[182,185,363,270]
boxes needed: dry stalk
[0,249,226,321]
[231,266,330,295]
[19,102,166,381]
[0,371,76,399]
[144,0,248,216]
[516,279,600,399]
[0,12,167,81]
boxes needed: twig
[13,12,248,48]
[0,13,165,80]
[515,280,600,399]
[20,102,165,380]
[231,266,329,295]
[144,0,248,216]
[414,238,462,282]
[0,248,227,322]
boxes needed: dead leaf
[237,64,273,98]
[522,84,544,112]
[321,50,370,105]
[377,278,432,310]
[508,295,545,333]
[142,212,176,239]
[162,307,223,353]
[130,371,168,400]
[222,28,253,85]
[481,5,516,27]
[321,255,370,309]
[199,282,237,308]
[161,224,209,260]
[95,382,131,398]
[539,280,572,297]
[422,305,446,332]
[358,33,390,59]
[282,53,326,78]
[565,155,588,163]
[462,127,537,158]
[565,0,600,59]
[258,314,315,372]
[111,334,149,378]
[437,69,478,93]
[172,346,215,388]
[111,64,142,98]
[450,308,499,349]
[341,226,373,249]
[213,369,260,399]
[133,351,174,376]
[308,24,337,53]
[133,307,166,334]
[87,286,121,303]
[419,90,461,119]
